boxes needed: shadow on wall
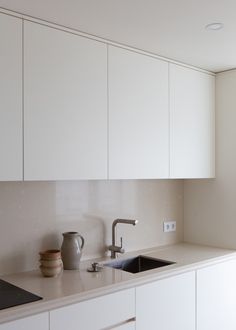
[0,216,107,276]
[51,215,107,259]
[0,253,26,277]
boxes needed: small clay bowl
[39,249,61,260]
[40,264,63,277]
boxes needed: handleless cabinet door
[170,64,215,178]
[24,21,107,180]
[197,259,236,330]
[0,313,49,330]
[0,13,22,181]
[136,271,195,330]
[108,46,169,179]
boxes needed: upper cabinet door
[24,22,107,180]
[108,46,169,179]
[0,13,22,181]
[170,64,215,178]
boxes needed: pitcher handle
[78,234,85,249]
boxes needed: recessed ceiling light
[205,22,224,31]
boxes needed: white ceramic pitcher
[61,232,85,270]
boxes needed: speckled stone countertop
[1,242,236,324]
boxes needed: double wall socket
[163,221,176,232]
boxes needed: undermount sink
[105,255,175,274]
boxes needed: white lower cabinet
[136,271,195,330]
[0,313,49,330]
[112,321,135,330]
[197,259,236,330]
[50,288,135,330]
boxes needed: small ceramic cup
[39,249,63,277]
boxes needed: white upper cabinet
[169,64,215,178]
[0,13,22,181]
[108,46,169,179]
[0,10,215,181]
[24,21,107,180]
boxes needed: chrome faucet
[108,219,138,258]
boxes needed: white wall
[0,180,183,275]
[184,70,236,248]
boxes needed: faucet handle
[120,237,125,254]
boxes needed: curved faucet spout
[113,219,138,227]
[108,218,138,258]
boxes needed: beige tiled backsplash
[0,180,183,275]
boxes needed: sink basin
[105,255,175,274]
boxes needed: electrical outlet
[163,221,176,233]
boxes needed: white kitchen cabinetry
[197,259,236,330]
[136,271,195,330]
[108,46,169,179]
[112,321,135,329]
[0,9,215,182]
[0,13,22,181]
[170,63,215,178]
[0,312,49,330]
[24,21,107,180]
[50,288,135,330]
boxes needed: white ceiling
[0,0,235,72]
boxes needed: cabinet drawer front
[50,289,135,330]
[0,313,49,330]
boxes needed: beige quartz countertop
[1,243,236,324]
